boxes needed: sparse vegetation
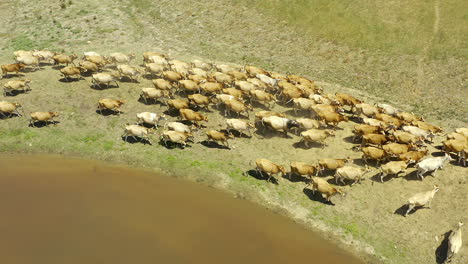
[0,1,466,264]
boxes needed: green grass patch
[10,35,36,51]
[245,0,467,58]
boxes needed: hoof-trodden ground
[0,1,466,263]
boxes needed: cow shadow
[224,112,250,120]
[393,203,419,217]
[0,113,21,119]
[191,105,213,113]
[352,158,367,167]
[325,124,345,131]
[255,129,293,140]
[292,141,324,149]
[1,73,23,79]
[343,135,358,144]
[80,71,94,78]
[403,170,421,181]
[22,67,42,73]
[326,177,340,185]
[348,116,362,123]
[199,140,230,150]
[137,97,165,106]
[369,172,384,183]
[431,151,446,157]
[353,158,381,168]
[121,136,152,145]
[95,109,122,116]
[138,122,157,129]
[159,140,191,149]
[90,84,119,90]
[142,73,155,80]
[58,77,83,83]
[119,76,139,83]
[393,204,409,216]
[284,173,309,183]
[3,90,30,97]
[29,120,60,128]
[163,109,180,117]
[302,188,334,205]
[250,101,271,110]
[39,62,54,67]
[52,65,65,70]
[220,129,251,139]
[435,230,452,264]
[245,169,279,185]
[284,109,306,118]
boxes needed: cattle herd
[0,49,466,262]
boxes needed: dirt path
[415,0,441,95]
[0,1,14,48]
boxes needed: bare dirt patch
[0,1,467,264]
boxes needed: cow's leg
[405,204,414,217]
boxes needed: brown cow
[206,130,234,148]
[318,157,353,175]
[97,99,125,114]
[179,109,208,126]
[167,99,190,111]
[53,54,77,66]
[361,146,387,165]
[254,158,286,182]
[1,63,26,78]
[188,94,211,110]
[289,161,317,180]
[60,66,85,81]
[308,177,344,203]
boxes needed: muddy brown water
[0,155,363,264]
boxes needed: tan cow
[85,55,109,67]
[122,124,154,144]
[160,130,193,148]
[53,54,77,66]
[3,79,31,96]
[361,146,387,165]
[179,109,208,126]
[91,72,120,88]
[29,112,59,127]
[308,177,344,203]
[206,130,234,148]
[79,61,99,73]
[254,158,286,182]
[117,64,141,82]
[379,161,409,182]
[289,161,317,180]
[300,129,335,148]
[60,66,85,81]
[318,157,353,175]
[0,101,22,117]
[224,99,252,117]
[334,165,371,185]
[140,88,170,104]
[167,99,190,111]
[188,94,211,110]
[226,119,255,137]
[97,99,125,114]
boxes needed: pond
[0,155,362,264]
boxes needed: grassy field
[0,1,467,263]
[244,0,466,58]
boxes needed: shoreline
[1,150,382,263]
